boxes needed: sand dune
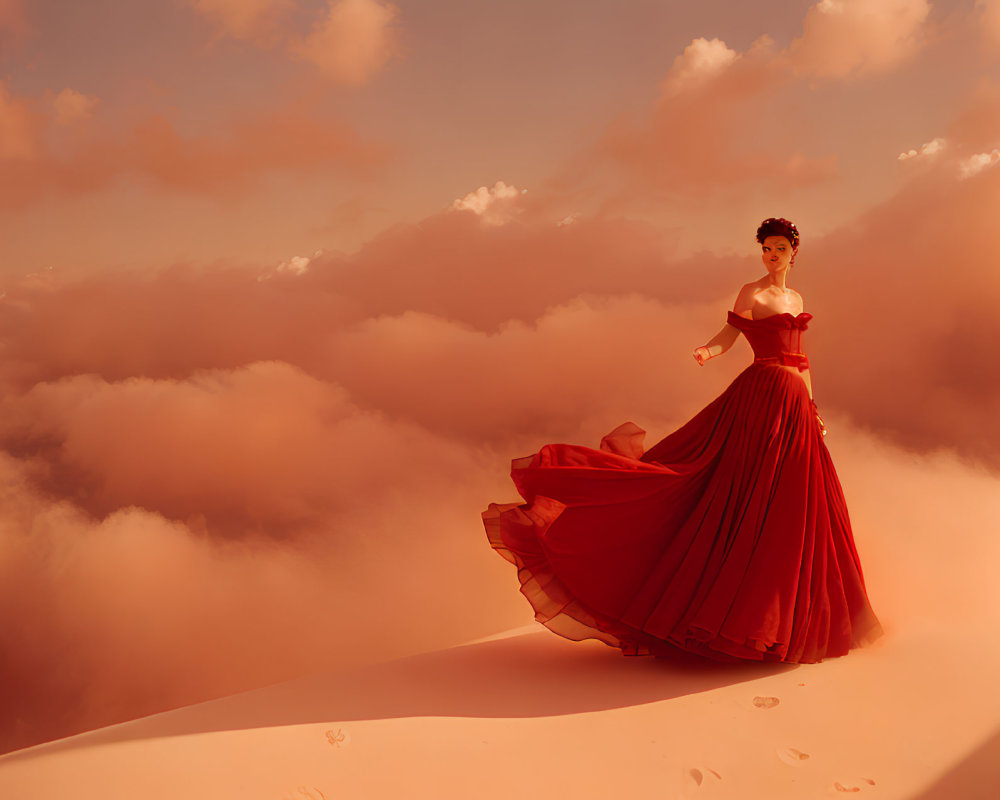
[1,609,999,800]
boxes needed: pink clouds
[0,81,41,159]
[0,440,503,752]
[584,34,835,210]
[292,0,401,86]
[944,81,1000,152]
[48,88,100,127]
[555,0,937,218]
[957,148,1000,177]
[787,0,932,79]
[661,37,741,97]
[901,82,1000,177]
[129,106,388,193]
[189,0,401,85]
[450,180,524,225]
[898,136,946,161]
[3,164,999,463]
[799,165,1000,464]
[319,296,741,448]
[976,0,1000,47]
[0,82,389,208]
[190,0,295,44]
[0,361,472,531]
[0,348,511,752]
[0,263,352,387]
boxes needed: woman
[482,217,883,664]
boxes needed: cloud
[787,0,932,80]
[0,84,389,209]
[580,34,835,208]
[450,180,524,225]
[5,162,1000,466]
[189,0,294,44]
[977,0,1000,47]
[188,0,402,84]
[49,88,100,126]
[943,81,1000,157]
[258,250,322,281]
[0,347,518,752]
[0,212,710,387]
[277,253,314,275]
[661,37,740,97]
[918,82,1000,178]
[128,107,388,193]
[0,80,42,159]
[821,426,1000,631]
[957,148,1000,178]
[0,362,473,531]
[545,0,938,220]
[319,297,739,447]
[291,0,401,86]
[0,405,506,751]
[898,136,946,161]
[797,164,1000,465]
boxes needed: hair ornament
[756,217,800,249]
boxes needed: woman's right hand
[693,346,711,366]
[810,399,828,437]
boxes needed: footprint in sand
[776,746,810,765]
[325,728,351,748]
[683,766,723,793]
[282,787,325,800]
[752,695,780,709]
[833,778,876,793]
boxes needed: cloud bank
[0,80,389,210]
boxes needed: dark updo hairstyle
[756,217,799,250]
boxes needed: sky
[3,0,997,273]
[2,0,1000,755]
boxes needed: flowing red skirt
[483,363,883,664]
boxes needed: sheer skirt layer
[483,363,883,664]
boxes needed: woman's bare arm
[698,324,740,360]
[694,285,755,366]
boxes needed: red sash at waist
[753,352,810,372]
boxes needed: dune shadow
[906,723,1000,800]
[1,629,794,763]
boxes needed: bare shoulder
[731,282,758,318]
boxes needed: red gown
[482,311,883,664]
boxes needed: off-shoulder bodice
[726,310,812,372]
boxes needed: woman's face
[760,235,795,274]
